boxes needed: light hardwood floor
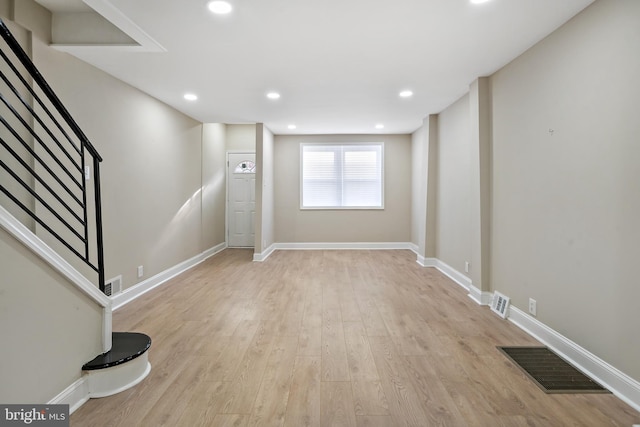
[71,249,640,426]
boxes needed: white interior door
[227,153,256,247]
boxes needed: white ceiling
[37,0,595,135]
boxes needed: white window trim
[299,142,385,210]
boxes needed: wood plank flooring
[71,249,640,426]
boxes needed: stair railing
[0,19,105,292]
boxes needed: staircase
[0,18,151,404]
[82,333,152,398]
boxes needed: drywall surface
[274,134,411,243]
[490,0,640,381]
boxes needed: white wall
[274,134,412,243]
[490,0,640,381]
[436,94,471,274]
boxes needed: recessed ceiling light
[470,0,491,3]
[266,92,281,100]
[208,1,232,14]
[288,124,297,130]
[399,90,413,98]
[184,93,198,101]
[375,124,384,129]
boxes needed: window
[233,160,256,174]
[301,143,383,209]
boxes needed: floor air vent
[490,292,510,318]
[498,346,610,394]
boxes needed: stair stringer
[0,204,113,352]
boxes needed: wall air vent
[491,291,510,319]
[104,275,122,297]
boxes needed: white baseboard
[416,253,640,412]
[468,284,493,306]
[411,253,492,306]
[253,244,275,262]
[48,377,89,414]
[201,242,228,259]
[48,358,153,414]
[112,242,227,310]
[273,242,415,250]
[416,255,437,267]
[426,259,640,412]
[433,259,472,291]
[508,306,640,413]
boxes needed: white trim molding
[202,242,227,259]
[0,205,110,308]
[49,378,90,414]
[508,306,640,413]
[416,255,437,267]
[1,205,113,353]
[410,248,640,412]
[433,259,472,291]
[49,356,152,413]
[253,244,275,262]
[53,0,165,53]
[411,252,491,305]
[468,284,493,306]
[112,242,227,310]
[274,242,415,250]
[102,306,112,352]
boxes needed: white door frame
[226,151,256,247]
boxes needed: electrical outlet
[464,261,470,273]
[137,265,144,278]
[529,298,537,316]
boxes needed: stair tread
[82,332,151,370]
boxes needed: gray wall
[490,0,640,381]
[0,227,103,403]
[411,123,427,251]
[31,33,224,290]
[255,124,274,252]
[436,94,471,275]
[408,0,640,385]
[226,124,256,152]
[202,124,228,249]
[411,116,438,259]
[274,134,411,243]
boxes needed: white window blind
[301,143,383,209]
